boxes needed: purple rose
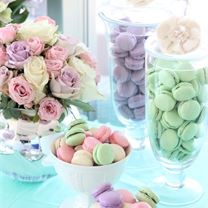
[50,65,81,99]
[6,41,30,69]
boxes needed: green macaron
[197,68,208,84]
[154,91,176,112]
[178,100,201,120]
[136,187,160,208]
[68,119,89,131]
[178,121,198,141]
[161,109,184,129]
[65,127,85,146]
[148,100,162,121]
[175,62,196,82]
[196,106,207,123]
[197,86,208,102]
[172,82,196,101]
[159,70,179,89]
[181,139,195,154]
[160,129,180,151]
[93,144,115,165]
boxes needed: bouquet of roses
[0,0,29,27]
[0,16,103,124]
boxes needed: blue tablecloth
[0,139,208,208]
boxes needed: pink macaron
[82,136,101,153]
[109,131,129,148]
[117,189,136,203]
[56,143,75,163]
[131,202,152,208]
[92,126,112,142]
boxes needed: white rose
[68,57,104,102]
[157,16,201,54]
[17,20,58,45]
[24,56,49,91]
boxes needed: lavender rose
[50,65,81,99]
[6,40,30,69]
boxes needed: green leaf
[0,95,8,109]
[8,0,25,11]
[11,8,29,24]
[65,99,95,112]
[32,114,40,123]
[58,112,66,123]
[9,108,21,119]
[8,0,29,24]
[8,100,16,108]
[2,109,12,119]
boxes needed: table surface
[0,139,208,208]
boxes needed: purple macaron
[114,91,128,105]
[113,65,131,83]
[133,106,145,120]
[130,41,145,60]
[131,70,145,85]
[128,94,145,109]
[115,32,137,51]
[139,83,145,94]
[111,46,129,58]
[125,56,144,70]
[98,191,123,208]
[117,81,138,98]
[118,105,134,119]
[92,183,113,200]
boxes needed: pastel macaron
[154,91,176,111]
[97,190,123,208]
[160,129,180,152]
[131,202,152,208]
[82,136,101,153]
[117,81,138,98]
[71,150,93,166]
[111,144,126,162]
[93,125,112,142]
[172,82,196,101]
[114,65,131,83]
[93,144,115,165]
[56,143,75,163]
[65,127,85,146]
[68,118,89,131]
[109,131,129,148]
[92,183,114,200]
[178,100,201,120]
[117,189,136,203]
[135,187,159,208]
[115,32,137,51]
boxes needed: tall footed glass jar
[146,36,208,206]
[99,3,171,149]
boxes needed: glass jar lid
[99,0,172,27]
[145,36,208,62]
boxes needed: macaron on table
[145,21,208,205]
[99,1,171,149]
[44,119,131,208]
[90,183,159,208]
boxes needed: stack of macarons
[90,183,159,208]
[110,19,146,121]
[147,60,208,162]
[53,119,130,166]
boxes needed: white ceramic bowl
[44,136,131,194]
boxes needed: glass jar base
[60,195,91,208]
[153,176,203,206]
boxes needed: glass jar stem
[164,168,185,189]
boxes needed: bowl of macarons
[44,118,131,207]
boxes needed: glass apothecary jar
[145,36,208,206]
[99,2,171,149]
